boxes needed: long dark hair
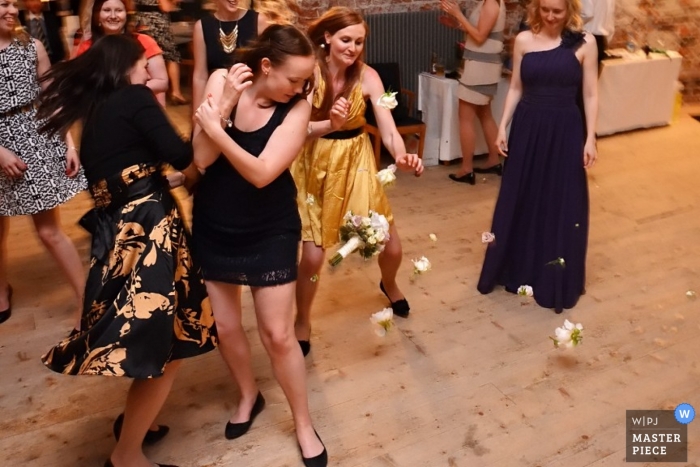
[90,0,136,42]
[235,23,315,98]
[38,34,145,136]
[306,7,367,121]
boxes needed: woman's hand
[583,139,597,168]
[329,97,350,131]
[440,0,463,20]
[495,128,509,157]
[65,146,80,178]
[195,95,226,137]
[0,147,27,178]
[438,14,461,30]
[220,63,254,106]
[395,153,424,177]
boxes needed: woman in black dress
[192,24,326,467]
[38,35,216,467]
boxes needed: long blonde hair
[527,0,583,34]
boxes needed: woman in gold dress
[292,7,424,356]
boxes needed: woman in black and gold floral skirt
[38,34,216,467]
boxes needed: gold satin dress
[292,68,394,249]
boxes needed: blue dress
[477,32,589,312]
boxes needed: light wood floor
[1,106,700,467]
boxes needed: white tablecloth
[417,73,509,166]
[597,51,683,136]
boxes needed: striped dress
[457,0,506,105]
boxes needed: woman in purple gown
[476,0,598,312]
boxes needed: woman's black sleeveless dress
[192,98,301,286]
[201,9,258,72]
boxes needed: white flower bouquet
[328,210,391,266]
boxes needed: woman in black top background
[38,34,216,467]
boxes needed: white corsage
[370,307,394,336]
[550,319,584,349]
[376,164,397,187]
[376,91,398,110]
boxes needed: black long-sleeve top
[79,85,191,183]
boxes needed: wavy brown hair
[527,0,583,34]
[235,23,315,98]
[306,7,367,121]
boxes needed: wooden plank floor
[1,105,700,467]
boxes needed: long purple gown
[477,32,589,312]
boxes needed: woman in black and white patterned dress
[0,1,86,326]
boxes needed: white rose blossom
[376,164,397,187]
[686,290,697,299]
[412,256,432,275]
[370,307,394,336]
[376,91,398,110]
[429,233,438,242]
[482,232,496,243]
[305,194,315,205]
[551,319,584,349]
[517,285,533,297]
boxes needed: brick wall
[296,0,700,102]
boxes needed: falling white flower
[310,274,319,283]
[376,164,397,187]
[551,319,583,349]
[546,257,566,268]
[376,91,398,110]
[370,307,394,336]
[482,232,496,243]
[517,285,533,297]
[429,233,438,242]
[687,290,697,299]
[412,256,432,275]
[306,194,315,205]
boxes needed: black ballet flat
[225,392,265,440]
[300,430,328,467]
[448,172,475,185]
[298,340,311,357]
[105,461,178,467]
[379,281,410,318]
[473,163,503,175]
[0,285,12,325]
[113,413,170,445]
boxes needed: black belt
[137,4,162,12]
[1,101,37,117]
[321,128,363,140]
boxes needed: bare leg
[109,361,181,467]
[455,100,478,176]
[294,241,325,342]
[252,283,324,458]
[166,61,186,101]
[0,216,9,311]
[476,104,501,167]
[377,224,405,301]
[205,280,259,423]
[31,208,84,328]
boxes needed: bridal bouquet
[328,210,391,266]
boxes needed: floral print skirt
[42,164,217,378]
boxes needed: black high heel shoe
[300,430,328,467]
[0,285,12,324]
[448,172,476,185]
[225,392,265,440]
[473,163,503,175]
[379,281,410,318]
[298,340,311,357]
[113,413,170,445]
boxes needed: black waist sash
[321,127,363,140]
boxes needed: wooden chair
[364,62,426,169]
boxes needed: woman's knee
[259,325,295,356]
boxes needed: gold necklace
[219,20,239,54]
